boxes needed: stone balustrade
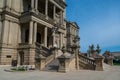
[18,43,32,48]
[54,0,67,8]
[21,11,54,25]
[79,54,96,70]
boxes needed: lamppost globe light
[54,43,57,48]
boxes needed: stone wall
[0,17,2,42]
[69,57,76,70]
[0,48,17,65]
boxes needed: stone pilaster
[2,20,9,44]
[29,21,33,44]
[17,24,21,43]
[44,27,48,47]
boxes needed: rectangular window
[6,55,11,58]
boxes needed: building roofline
[66,20,80,29]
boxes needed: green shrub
[11,66,25,71]
[114,63,120,66]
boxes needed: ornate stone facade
[0,0,67,65]
[66,21,79,52]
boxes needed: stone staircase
[35,42,52,57]
[103,63,112,71]
[42,59,59,72]
[35,42,63,71]
[35,42,104,72]
[42,50,63,72]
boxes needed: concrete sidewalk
[0,66,120,80]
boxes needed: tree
[96,44,101,54]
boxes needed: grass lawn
[113,63,120,66]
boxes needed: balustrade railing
[18,43,32,48]
[79,54,96,70]
[54,0,66,8]
[45,54,54,65]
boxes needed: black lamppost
[96,44,101,54]
[52,25,58,48]
[52,25,59,58]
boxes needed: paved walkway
[0,66,120,80]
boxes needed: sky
[66,0,120,53]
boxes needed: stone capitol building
[0,0,105,72]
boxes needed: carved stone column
[53,5,56,20]
[35,0,38,10]
[44,27,48,47]
[33,22,37,43]
[31,0,34,9]
[45,0,48,17]
[29,21,33,44]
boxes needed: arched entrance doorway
[19,51,24,65]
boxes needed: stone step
[103,63,112,71]
[42,59,59,72]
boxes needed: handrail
[79,54,95,63]
[54,0,67,8]
[35,42,55,61]
[45,54,54,65]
